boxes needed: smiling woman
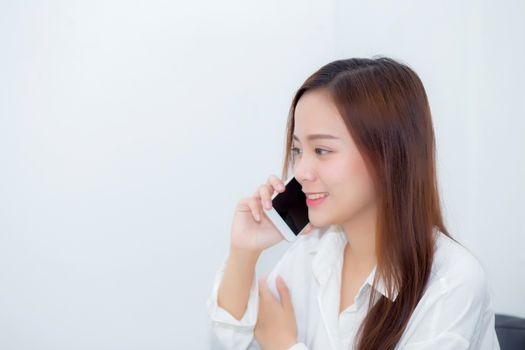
[207,56,500,350]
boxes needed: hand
[230,174,315,255]
[254,275,298,350]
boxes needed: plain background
[1,0,524,349]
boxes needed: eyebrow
[292,134,340,142]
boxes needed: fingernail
[266,200,272,209]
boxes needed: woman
[206,57,500,349]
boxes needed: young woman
[206,57,500,350]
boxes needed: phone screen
[271,177,309,236]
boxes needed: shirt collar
[310,224,399,302]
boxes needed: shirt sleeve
[401,258,500,350]
[286,342,309,350]
[206,253,262,350]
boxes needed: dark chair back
[495,313,525,350]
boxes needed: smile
[306,194,328,207]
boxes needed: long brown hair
[280,56,461,350]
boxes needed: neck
[340,204,377,269]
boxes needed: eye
[290,147,301,155]
[315,148,331,155]
[290,147,331,156]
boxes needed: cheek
[328,154,375,208]
[331,153,368,185]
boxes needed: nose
[291,153,316,183]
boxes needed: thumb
[276,275,293,309]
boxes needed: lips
[306,194,328,207]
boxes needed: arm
[207,237,313,350]
[207,248,262,349]
[218,248,261,320]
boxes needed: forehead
[294,89,345,136]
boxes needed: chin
[308,213,332,228]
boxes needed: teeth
[307,193,328,200]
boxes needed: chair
[495,313,525,350]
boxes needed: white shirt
[207,224,501,349]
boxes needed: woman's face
[292,88,377,228]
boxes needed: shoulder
[432,229,487,282]
[399,229,497,347]
[428,229,490,305]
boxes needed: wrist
[229,246,261,262]
[228,247,261,270]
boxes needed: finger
[251,183,263,199]
[247,197,262,222]
[258,185,273,211]
[276,275,293,310]
[267,174,286,194]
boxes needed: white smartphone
[263,174,310,241]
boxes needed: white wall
[0,1,335,349]
[0,1,522,349]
